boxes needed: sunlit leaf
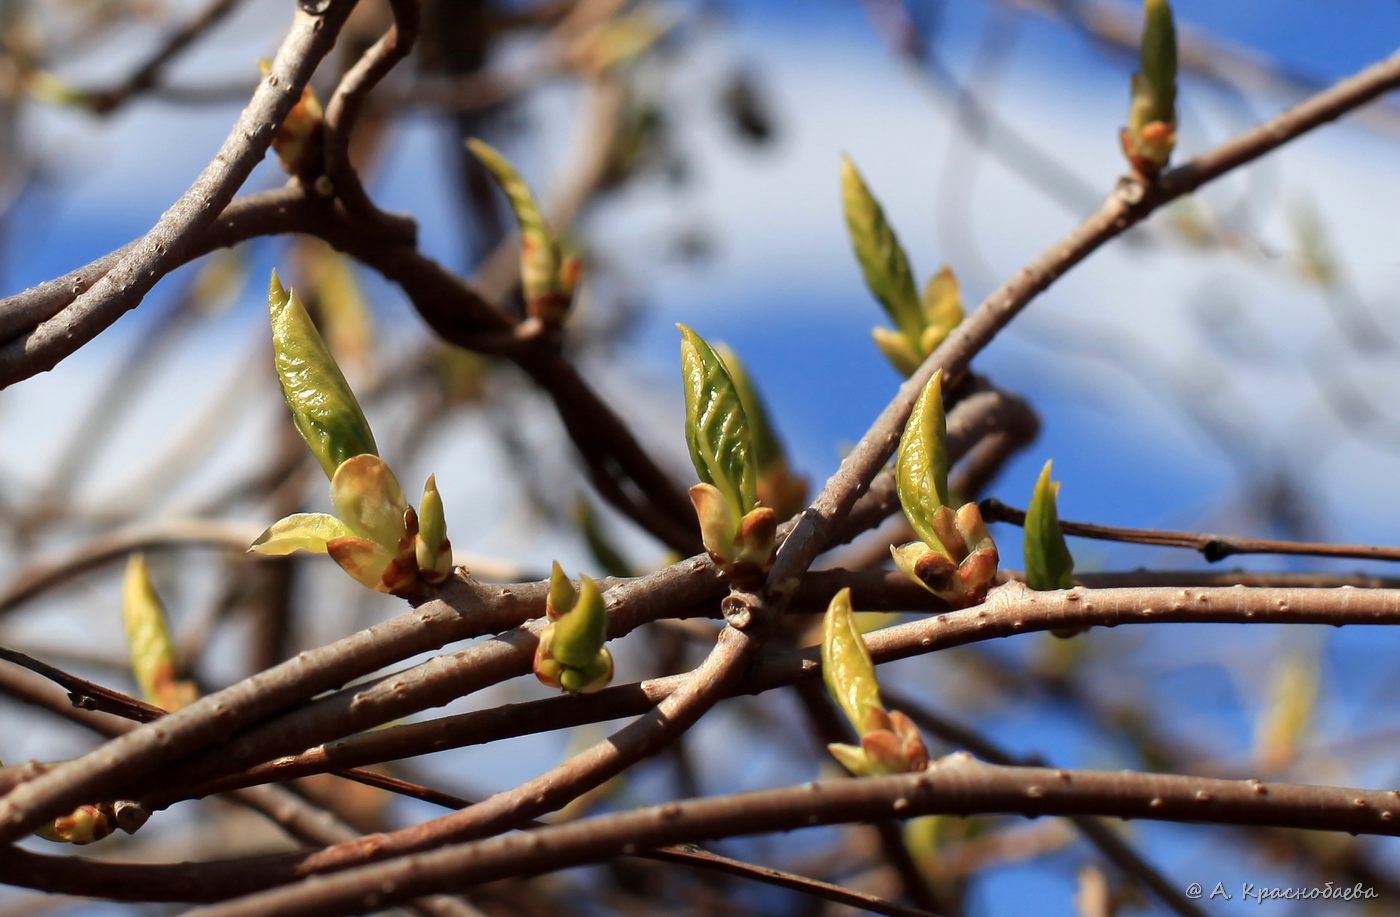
[551,576,608,669]
[678,324,757,520]
[896,370,949,547]
[466,139,568,318]
[821,588,882,733]
[840,156,921,342]
[268,270,378,479]
[249,513,353,556]
[1024,460,1075,591]
[329,454,408,552]
[120,555,196,710]
[326,536,398,592]
[415,474,452,584]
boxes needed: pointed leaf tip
[267,270,377,478]
[822,588,882,733]
[896,370,949,546]
[678,325,757,527]
[1024,459,1075,590]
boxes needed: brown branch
[320,0,420,242]
[147,581,1400,808]
[334,769,934,917]
[0,0,359,387]
[186,753,1400,916]
[981,497,1400,564]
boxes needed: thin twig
[981,496,1400,563]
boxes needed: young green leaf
[1121,0,1177,173]
[551,575,608,668]
[249,513,355,556]
[329,454,408,551]
[1024,460,1075,591]
[548,560,579,618]
[415,474,453,583]
[535,572,614,694]
[268,270,378,478]
[121,555,196,710]
[918,265,963,354]
[896,370,949,547]
[1139,0,1177,126]
[715,343,809,519]
[466,138,570,319]
[714,343,781,476]
[840,156,921,342]
[677,324,757,519]
[821,588,882,733]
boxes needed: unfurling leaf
[535,572,613,694]
[871,325,922,378]
[841,156,921,343]
[896,370,949,546]
[121,556,197,711]
[1024,460,1075,591]
[679,325,773,572]
[259,59,324,181]
[415,475,453,584]
[268,270,378,479]
[822,588,882,731]
[1120,0,1177,175]
[918,266,963,354]
[467,138,575,323]
[330,454,408,550]
[715,343,808,519]
[822,590,930,777]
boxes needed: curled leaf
[330,454,408,551]
[841,156,921,342]
[678,325,757,521]
[466,139,572,322]
[821,588,882,733]
[121,555,197,710]
[896,370,949,546]
[269,270,378,479]
[535,573,613,694]
[1024,460,1075,591]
